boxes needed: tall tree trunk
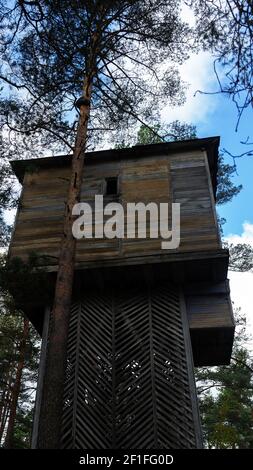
[0,394,10,442]
[0,350,18,441]
[0,352,19,442]
[4,318,29,449]
[37,70,94,448]
[0,364,12,430]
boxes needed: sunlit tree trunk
[37,66,95,448]
[0,369,11,428]
[0,394,10,442]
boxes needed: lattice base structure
[59,281,202,449]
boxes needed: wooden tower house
[9,137,234,448]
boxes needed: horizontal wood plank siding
[170,152,220,253]
[9,150,221,265]
[185,281,234,330]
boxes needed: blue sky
[174,3,253,239]
[199,96,253,237]
[161,49,253,239]
[163,46,253,341]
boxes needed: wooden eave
[10,136,220,199]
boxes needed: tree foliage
[136,120,197,144]
[0,137,17,247]
[216,154,242,205]
[196,310,253,449]
[0,253,52,448]
[0,0,193,157]
[190,0,253,125]
[189,0,253,159]
[224,242,253,272]
[0,283,40,448]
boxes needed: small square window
[105,177,118,196]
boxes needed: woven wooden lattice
[61,283,198,449]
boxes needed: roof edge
[10,137,220,195]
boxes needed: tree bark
[0,365,12,432]
[4,317,29,449]
[0,393,10,442]
[37,71,94,448]
[0,349,18,441]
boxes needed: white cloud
[226,222,253,348]
[226,221,253,246]
[228,271,253,350]
[160,3,222,126]
[161,51,219,125]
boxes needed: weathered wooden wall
[185,281,233,330]
[185,280,234,365]
[9,149,221,267]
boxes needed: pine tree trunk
[0,351,18,442]
[37,72,93,448]
[4,318,29,449]
[0,366,11,429]
[0,393,10,442]
[0,354,18,442]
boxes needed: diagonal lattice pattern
[61,283,198,449]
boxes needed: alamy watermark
[72,195,180,250]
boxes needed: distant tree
[3,316,29,448]
[215,153,242,236]
[115,120,197,149]
[0,255,40,448]
[0,306,40,448]
[136,120,197,144]
[216,154,242,206]
[224,243,253,272]
[196,310,253,449]
[0,212,11,248]
[0,135,17,247]
[10,409,34,449]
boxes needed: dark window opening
[105,177,118,196]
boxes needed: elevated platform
[17,248,234,367]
